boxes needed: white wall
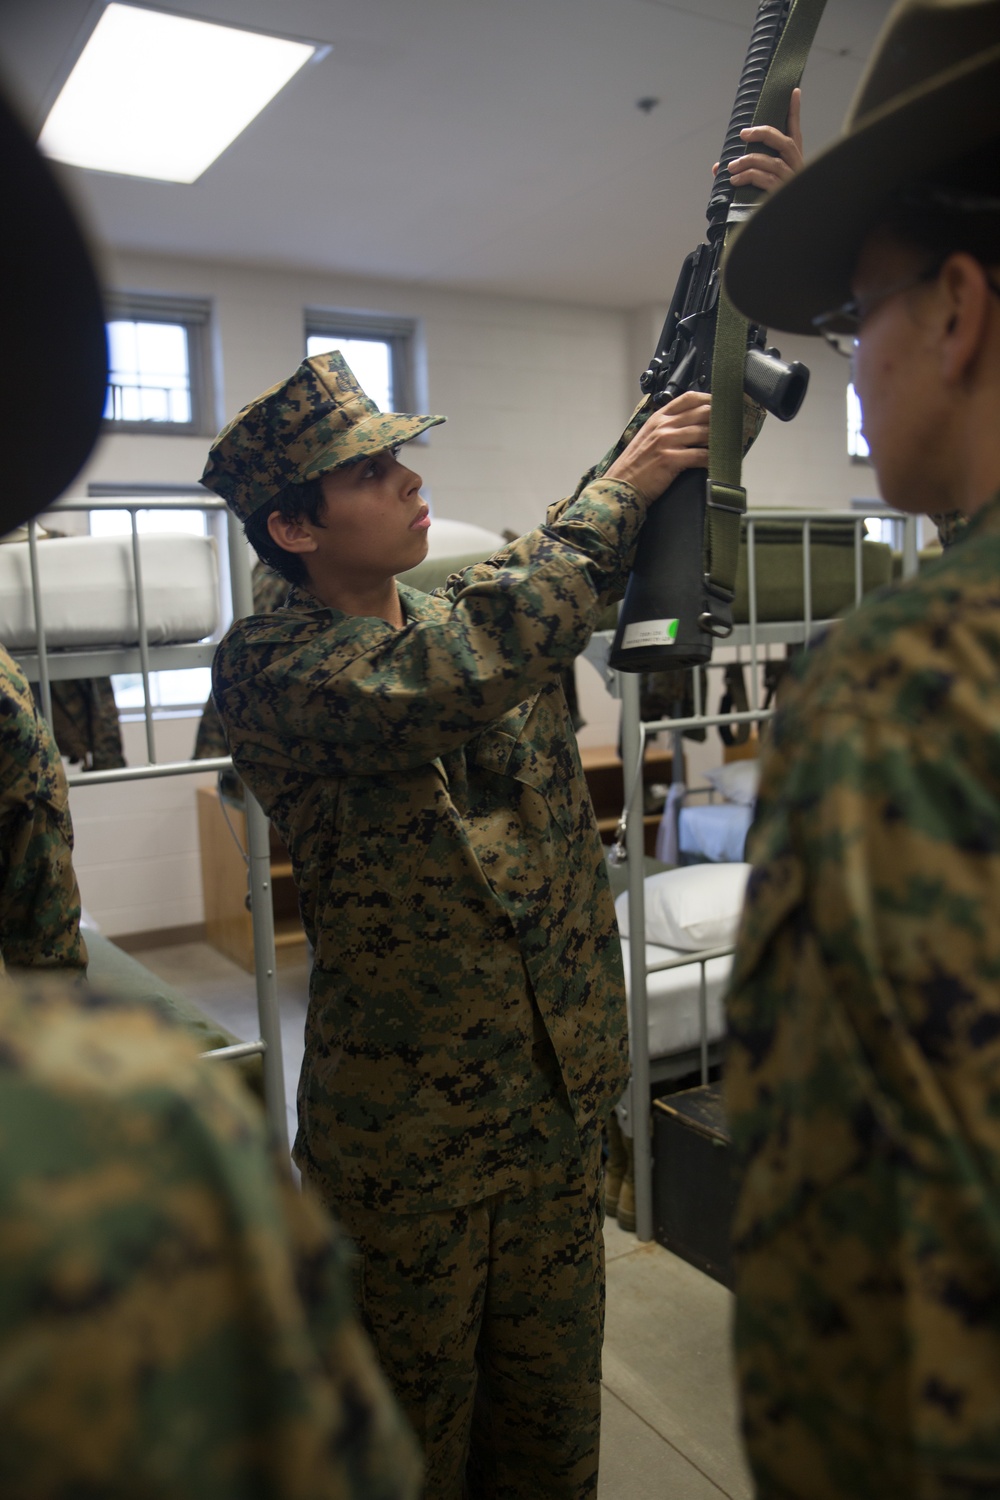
[62,251,634,935]
[70,716,216,938]
[61,257,886,936]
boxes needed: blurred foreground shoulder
[0,974,421,1500]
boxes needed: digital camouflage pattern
[49,677,125,771]
[338,1126,605,1500]
[212,476,641,1214]
[725,492,1000,1498]
[930,508,971,550]
[0,972,421,1500]
[201,352,445,523]
[194,560,290,765]
[0,646,86,974]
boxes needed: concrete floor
[133,936,752,1500]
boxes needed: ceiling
[0,0,894,308]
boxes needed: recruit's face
[850,230,953,515]
[315,447,430,583]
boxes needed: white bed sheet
[0,534,220,651]
[679,802,753,863]
[619,937,731,1062]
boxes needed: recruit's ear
[0,88,107,532]
[266,510,320,556]
[938,252,999,386]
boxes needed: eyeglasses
[812,261,946,359]
[813,257,1000,359]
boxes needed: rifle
[608,0,827,673]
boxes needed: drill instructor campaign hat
[724,0,1000,335]
[0,89,107,533]
[201,352,445,523]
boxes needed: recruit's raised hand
[714,87,804,194]
[606,391,711,504]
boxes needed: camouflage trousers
[334,1130,604,1500]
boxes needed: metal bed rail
[16,494,289,1150]
[617,504,921,1243]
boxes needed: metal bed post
[227,515,289,1150]
[902,513,920,579]
[26,521,53,728]
[619,669,655,1243]
[128,507,157,765]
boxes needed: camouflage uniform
[725,493,1000,1498]
[194,560,290,764]
[213,476,643,1496]
[0,645,86,975]
[48,677,126,772]
[0,971,421,1500]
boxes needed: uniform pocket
[471,692,582,843]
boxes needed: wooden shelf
[581,743,676,858]
[197,786,307,972]
[274,918,307,949]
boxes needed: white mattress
[423,517,507,560]
[620,937,731,1061]
[679,802,753,864]
[0,534,220,651]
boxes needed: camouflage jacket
[0,974,421,1500]
[0,646,86,975]
[725,492,1000,1498]
[213,478,642,1211]
[195,561,290,763]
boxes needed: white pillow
[702,758,760,807]
[615,863,751,952]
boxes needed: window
[304,309,420,414]
[104,293,212,434]
[847,381,871,464]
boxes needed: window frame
[103,291,214,437]
[303,307,422,416]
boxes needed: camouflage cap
[201,352,445,522]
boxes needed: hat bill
[297,410,445,482]
[724,45,1000,336]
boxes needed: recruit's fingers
[787,87,803,156]
[606,395,712,502]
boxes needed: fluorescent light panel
[39,3,315,184]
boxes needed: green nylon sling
[704,0,828,629]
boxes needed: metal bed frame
[592,505,922,1244]
[13,495,289,1151]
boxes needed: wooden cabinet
[578,742,676,856]
[196,785,306,972]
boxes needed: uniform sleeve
[724,681,1000,1492]
[0,654,86,972]
[215,477,645,777]
[0,982,421,1500]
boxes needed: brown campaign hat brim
[297,411,446,481]
[724,42,1000,336]
[0,89,107,531]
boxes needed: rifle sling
[702,0,828,631]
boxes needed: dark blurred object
[0,89,107,531]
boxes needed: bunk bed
[598,505,923,1243]
[9,493,290,1148]
[11,494,923,1230]
[8,503,511,1151]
